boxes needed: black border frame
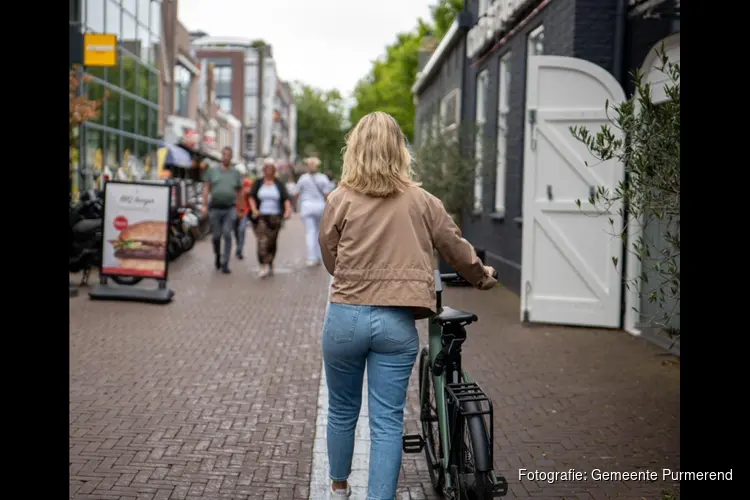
[99,179,172,281]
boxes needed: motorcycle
[179,207,201,251]
[166,208,198,262]
[69,192,104,286]
[68,189,145,288]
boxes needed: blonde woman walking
[319,111,497,499]
[295,156,332,266]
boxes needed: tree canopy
[349,0,463,142]
[293,82,348,178]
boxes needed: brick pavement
[70,216,328,500]
[398,287,681,500]
[71,216,680,500]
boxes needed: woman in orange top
[234,177,254,259]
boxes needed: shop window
[106,88,121,130]
[123,0,136,15]
[122,12,137,44]
[105,47,122,86]
[495,52,511,214]
[87,65,106,81]
[137,23,150,63]
[148,109,158,139]
[150,0,161,37]
[86,0,105,33]
[84,129,104,185]
[85,80,107,125]
[136,62,150,100]
[137,0,150,25]
[105,0,121,39]
[148,69,159,104]
[474,69,489,213]
[122,96,137,135]
[122,53,138,95]
[137,103,149,137]
[106,133,121,171]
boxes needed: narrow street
[70,216,680,500]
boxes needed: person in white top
[295,157,333,266]
[285,174,299,212]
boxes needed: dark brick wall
[414,0,679,293]
[459,0,620,293]
[414,37,466,148]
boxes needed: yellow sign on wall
[84,34,117,67]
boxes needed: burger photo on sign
[108,217,168,273]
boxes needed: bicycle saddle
[435,306,477,326]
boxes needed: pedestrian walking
[296,157,332,267]
[234,176,254,260]
[202,146,243,274]
[318,111,497,499]
[247,158,292,278]
[285,174,299,212]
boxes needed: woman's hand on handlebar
[479,266,498,290]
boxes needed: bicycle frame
[422,276,502,493]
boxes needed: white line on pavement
[310,279,371,499]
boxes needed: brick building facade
[414,0,680,296]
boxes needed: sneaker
[221,265,231,274]
[330,484,351,498]
[258,266,270,278]
[236,253,244,260]
[214,254,221,270]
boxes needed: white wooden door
[520,56,626,328]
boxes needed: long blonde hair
[340,111,419,197]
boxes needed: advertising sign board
[100,181,171,280]
[84,33,117,67]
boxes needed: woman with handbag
[295,156,333,266]
[247,158,292,278]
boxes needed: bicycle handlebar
[439,270,498,284]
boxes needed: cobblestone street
[70,216,680,500]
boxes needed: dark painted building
[414,0,679,294]
[412,12,472,150]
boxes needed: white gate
[520,56,626,328]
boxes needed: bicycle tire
[419,348,445,495]
[458,402,494,499]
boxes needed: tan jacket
[319,185,493,319]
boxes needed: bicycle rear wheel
[457,401,494,499]
[419,348,445,495]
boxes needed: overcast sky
[178,0,434,100]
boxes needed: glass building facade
[78,0,162,186]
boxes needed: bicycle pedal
[492,475,508,497]
[402,434,425,454]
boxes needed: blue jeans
[209,207,235,266]
[322,303,419,500]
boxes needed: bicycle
[403,270,509,499]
